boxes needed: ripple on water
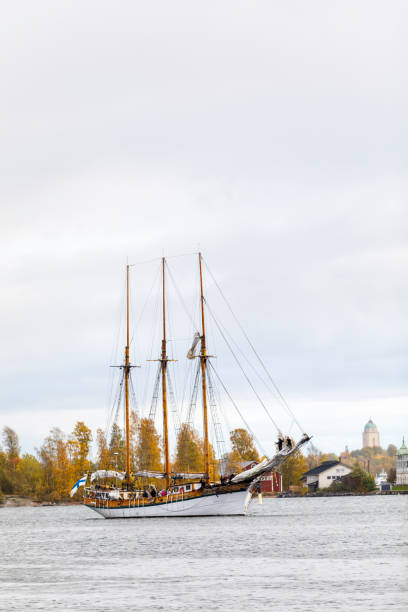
[0,496,407,611]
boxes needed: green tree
[329,463,376,493]
[230,428,260,462]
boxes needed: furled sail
[231,433,311,484]
[90,470,126,482]
[173,472,205,479]
[132,470,206,479]
[133,470,166,479]
[187,332,201,359]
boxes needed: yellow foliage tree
[16,454,43,496]
[280,450,308,491]
[69,421,92,479]
[208,442,220,482]
[38,428,74,501]
[129,410,139,472]
[230,428,260,461]
[55,439,74,499]
[174,424,203,473]
[224,449,243,475]
[136,418,162,471]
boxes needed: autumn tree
[306,443,322,470]
[16,454,43,496]
[208,442,220,481]
[55,438,74,499]
[109,423,126,470]
[129,410,139,472]
[174,424,203,473]
[136,418,162,471]
[0,448,14,494]
[96,428,110,470]
[68,421,92,478]
[230,428,259,462]
[224,449,243,475]
[37,427,73,501]
[280,450,308,490]
[2,426,20,471]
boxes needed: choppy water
[0,496,406,611]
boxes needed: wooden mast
[124,264,131,476]
[161,257,170,487]
[199,252,210,484]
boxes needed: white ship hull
[86,488,252,519]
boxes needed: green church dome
[364,419,378,432]
[397,437,407,456]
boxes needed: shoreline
[2,491,407,507]
[0,496,82,508]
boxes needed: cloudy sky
[1,2,407,458]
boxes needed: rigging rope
[205,300,281,433]
[208,362,267,458]
[203,258,306,435]
[186,360,201,426]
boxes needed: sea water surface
[0,496,406,611]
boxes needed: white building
[396,438,408,486]
[301,460,352,492]
[362,418,380,448]
[375,470,388,487]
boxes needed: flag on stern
[70,475,88,497]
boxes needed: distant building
[396,438,408,486]
[301,460,352,492]
[362,418,380,448]
[375,470,388,487]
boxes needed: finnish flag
[70,474,88,497]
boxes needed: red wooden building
[241,461,282,493]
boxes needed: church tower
[362,419,380,448]
[396,438,408,486]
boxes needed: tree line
[1,418,393,502]
[0,415,263,502]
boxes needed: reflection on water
[0,496,407,611]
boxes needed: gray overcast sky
[1,1,407,458]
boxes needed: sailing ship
[83,253,310,518]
